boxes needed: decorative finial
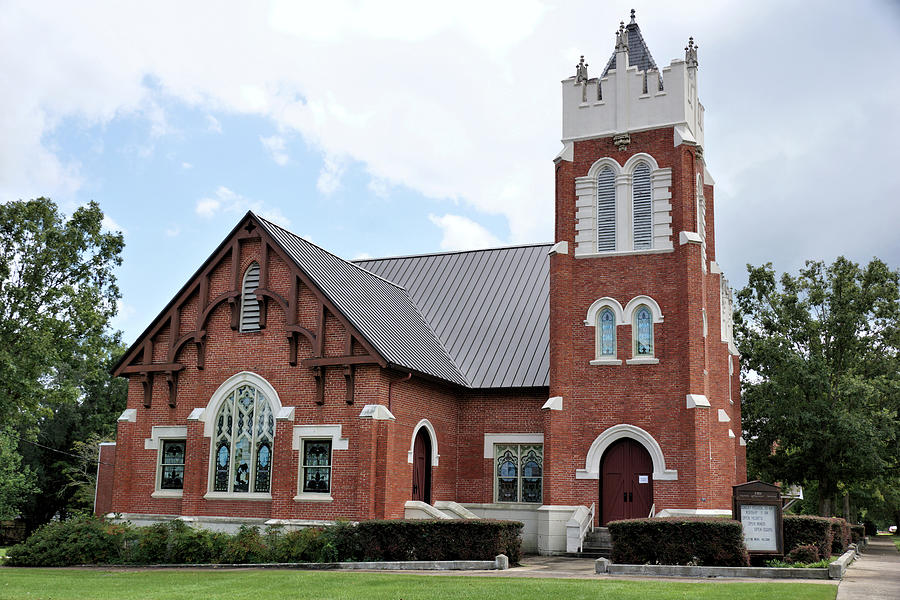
[630,8,636,23]
[685,36,698,67]
[575,55,589,83]
[616,22,629,52]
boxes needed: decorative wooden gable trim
[112,212,386,408]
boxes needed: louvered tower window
[596,167,616,252]
[240,262,261,332]
[632,162,652,250]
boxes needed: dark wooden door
[411,428,432,503]
[600,438,653,524]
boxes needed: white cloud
[428,213,502,251]
[165,225,180,237]
[181,161,192,170]
[205,114,222,133]
[101,214,125,233]
[195,185,291,227]
[260,134,289,165]
[0,1,898,275]
[109,299,136,331]
[352,252,372,260]
[367,178,389,198]
[317,155,345,195]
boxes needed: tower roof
[602,10,658,76]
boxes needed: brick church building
[96,12,745,554]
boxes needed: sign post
[732,481,783,557]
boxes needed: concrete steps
[568,527,612,558]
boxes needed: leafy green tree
[735,257,900,517]
[0,198,124,429]
[0,430,38,519]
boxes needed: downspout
[388,372,412,412]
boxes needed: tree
[0,430,38,520]
[735,257,900,517]
[0,198,124,429]
[0,198,124,524]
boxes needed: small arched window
[240,262,261,332]
[634,305,654,357]
[597,167,616,252]
[212,383,274,494]
[632,162,652,250]
[598,308,616,357]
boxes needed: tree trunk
[819,495,832,517]
[843,493,851,520]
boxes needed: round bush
[786,543,819,564]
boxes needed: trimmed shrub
[5,516,132,567]
[335,520,523,564]
[786,543,820,564]
[863,521,877,537]
[783,515,833,558]
[269,527,329,562]
[608,518,750,567]
[829,518,851,555]
[850,524,865,544]
[219,525,270,564]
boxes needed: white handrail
[579,502,596,553]
[648,503,655,518]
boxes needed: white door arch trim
[575,424,677,480]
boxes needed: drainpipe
[388,372,412,412]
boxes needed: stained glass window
[635,305,653,356]
[495,444,542,503]
[302,440,332,494]
[159,440,185,490]
[210,383,274,494]
[599,308,616,357]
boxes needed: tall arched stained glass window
[212,383,275,494]
[597,166,616,252]
[634,305,653,356]
[598,308,616,357]
[632,162,652,250]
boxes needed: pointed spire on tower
[575,55,589,83]
[603,9,659,76]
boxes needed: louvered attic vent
[240,262,261,332]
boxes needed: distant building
[97,12,745,555]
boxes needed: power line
[6,433,115,467]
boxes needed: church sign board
[732,481,783,556]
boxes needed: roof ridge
[354,241,553,263]
[255,214,409,291]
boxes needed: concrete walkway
[837,536,900,599]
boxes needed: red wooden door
[600,438,653,524]
[412,428,432,503]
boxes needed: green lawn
[0,569,836,600]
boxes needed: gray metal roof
[356,244,551,389]
[258,217,468,386]
[602,18,659,76]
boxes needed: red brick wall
[549,127,743,520]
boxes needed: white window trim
[407,419,440,466]
[574,153,673,256]
[292,425,348,503]
[490,438,545,504]
[576,424,677,481]
[146,426,187,498]
[193,372,291,501]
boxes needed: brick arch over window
[575,424,678,481]
[407,419,440,466]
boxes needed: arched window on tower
[633,305,654,357]
[632,162,652,250]
[212,382,274,494]
[240,262,261,332]
[598,307,616,358]
[597,166,616,252]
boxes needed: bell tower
[544,10,744,526]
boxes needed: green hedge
[850,524,865,544]
[5,516,521,567]
[608,518,750,567]
[783,515,833,559]
[829,518,851,555]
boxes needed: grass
[765,557,835,569]
[0,569,837,600]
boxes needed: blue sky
[2,1,899,342]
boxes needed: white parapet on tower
[562,13,703,149]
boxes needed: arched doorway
[600,438,653,524]
[411,427,432,503]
